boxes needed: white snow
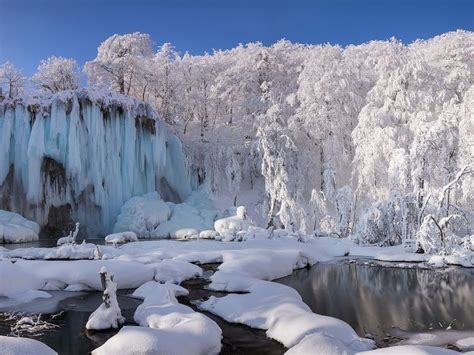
[359,345,459,355]
[105,231,138,244]
[152,259,202,284]
[0,260,48,301]
[94,281,221,355]
[113,189,217,239]
[0,335,57,355]
[214,206,251,235]
[86,267,125,330]
[0,210,39,243]
[2,259,155,293]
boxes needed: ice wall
[0,90,191,236]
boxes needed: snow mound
[10,259,154,291]
[113,189,218,239]
[358,345,459,354]
[0,260,47,301]
[152,259,202,284]
[0,210,40,243]
[93,281,221,355]
[214,206,251,235]
[113,193,171,238]
[105,231,138,244]
[0,335,57,355]
[285,333,355,355]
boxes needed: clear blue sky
[0,0,472,75]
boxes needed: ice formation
[0,90,191,236]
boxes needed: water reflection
[0,290,141,355]
[277,260,474,344]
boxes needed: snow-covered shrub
[416,214,464,255]
[353,192,418,246]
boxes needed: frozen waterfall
[0,90,191,236]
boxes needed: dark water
[277,260,474,346]
[180,264,285,355]
[0,264,284,355]
[0,290,141,354]
[2,260,473,354]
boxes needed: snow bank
[359,345,459,354]
[94,281,221,355]
[11,259,154,291]
[105,231,138,244]
[202,279,372,351]
[0,335,57,355]
[152,259,202,284]
[197,246,373,353]
[285,333,355,355]
[0,260,50,303]
[0,210,39,243]
[113,193,171,238]
[214,206,251,235]
[0,90,191,236]
[113,189,217,239]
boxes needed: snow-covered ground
[1,230,473,354]
[0,210,40,244]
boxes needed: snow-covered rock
[105,231,138,244]
[199,230,219,239]
[0,335,57,355]
[0,90,191,236]
[0,210,40,243]
[214,206,251,235]
[113,189,217,239]
[113,193,171,238]
[94,281,221,355]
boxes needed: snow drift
[0,90,191,236]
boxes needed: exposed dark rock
[41,157,67,194]
[135,115,156,134]
[41,204,75,238]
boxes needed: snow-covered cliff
[0,90,191,236]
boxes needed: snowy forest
[2,30,472,252]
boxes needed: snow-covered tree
[0,62,25,99]
[84,32,154,94]
[32,56,80,94]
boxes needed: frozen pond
[277,259,474,348]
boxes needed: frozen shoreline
[1,235,473,354]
